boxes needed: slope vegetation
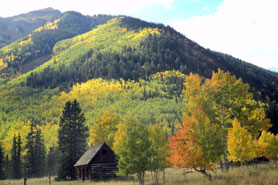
[0,8,61,48]
[0,15,277,154]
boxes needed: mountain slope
[13,17,278,101]
[0,8,61,48]
[0,13,278,153]
[0,12,114,82]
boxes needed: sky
[0,0,277,71]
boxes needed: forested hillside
[0,13,277,157]
[0,8,61,48]
[0,11,114,81]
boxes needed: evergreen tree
[58,100,88,180]
[16,134,22,179]
[34,129,46,177]
[47,146,58,176]
[10,134,22,179]
[0,142,5,180]
[11,134,18,179]
[24,123,46,178]
[24,123,35,178]
[5,154,10,179]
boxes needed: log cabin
[74,143,118,180]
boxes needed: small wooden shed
[74,143,118,180]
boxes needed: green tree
[113,118,151,185]
[17,134,22,179]
[47,146,58,176]
[24,123,46,178]
[24,123,36,178]
[58,100,88,180]
[34,128,46,177]
[11,134,17,179]
[11,134,22,179]
[148,124,171,185]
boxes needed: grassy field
[1,162,278,185]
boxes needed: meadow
[1,162,278,185]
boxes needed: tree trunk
[137,172,145,185]
[49,174,51,185]
[221,106,229,171]
[219,157,223,170]
[240,161,243,171]
[23,178,27,185]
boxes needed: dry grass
[1,162,278,185]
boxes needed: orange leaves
[168,106,222,170]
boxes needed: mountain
[0,8,61,48]
[0,11,114,81]
[0,11,278,153]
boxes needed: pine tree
[24,123,36,178]
[11,134,17,179]
[34,128,46,177]
[47,146,58,176]
[16,134,22,179]
[0,142,5,180]
[5,154,10,179]
[24,123,46,178]
[58,100,88,180]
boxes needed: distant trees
[57,100,88,180]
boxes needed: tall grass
[1,162,278,185]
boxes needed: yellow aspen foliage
[257,131,278,165]
[89,111,121,147]
[228,119,256,168]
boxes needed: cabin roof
[74,143,105,167]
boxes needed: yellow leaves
[257,130,278,160]
[39,123,59,151]
[227,119,256,162]
[34,19,60,32]
[89,111,121,147]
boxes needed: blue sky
[132,0,223,24]
[0,0,277,72]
